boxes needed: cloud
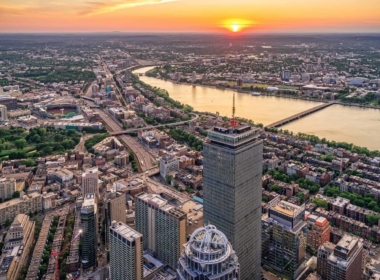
[80,0,177,16]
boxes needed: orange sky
[1,0,380,33]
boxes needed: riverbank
[141,66,380,111]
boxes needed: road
[119,135,157,172]
[94,109,122,132]
[110,114,199,136]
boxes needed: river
[133,67,380,151]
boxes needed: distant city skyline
[1,0,380,33]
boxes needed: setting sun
[231,25,240,32]
[223,19,253,33]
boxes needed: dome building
[176,225,240,280]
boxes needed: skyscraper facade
[262,199,307,279]
[135,193,187,270]
[82,168,99,196]
[203,125,263,280]
[109,221,143,280]
[176,224,240,280]
[80,193,98,270]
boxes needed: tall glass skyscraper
[203,125,263,280]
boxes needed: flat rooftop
[111,222,142,241]
[273,201,301,217]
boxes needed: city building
[135,193,187,269]
[316,242,336,280]
[262,199,307,279]
[324,234,363,280]
[105,190,126,243]
[0,214,35,280]
[176,224,240,280]
[282,70,291,81]
[159,154,179,179]
[0,192,42,225]
[82,168,99,196]
[109,221,143,280]
[0,104,8,121]
[307,217,331,251]
[80,193,98,270]
[203,124,263,280]
[0,177,16,200]
[0,95,17,110]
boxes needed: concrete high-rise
[203,124,263,280]
[82,168,98,196]
[177,224,240,280]
[105,190,126,244]
[135,193,187,270]
[80,193,97,270]
[261,199,307,279]
[0,104,8,121]
[109,221,143,280]
[318,234,363,280]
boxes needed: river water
[133,67,380,151]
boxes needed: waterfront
[133,67,380,151]
[133,67,323,125]
[281,104,380,151]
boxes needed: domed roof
[189,224,229,253]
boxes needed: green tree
[14,139,26,150]
[166,175,173,185]
[312,198,329,210]
[367,214,380,226]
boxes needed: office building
[203,124,263,280]
[80,193,97,270]
[322,234,363,280]
[0,214,35,280]
[307,217,330,251]
[159,154,179,179]
[82,168,99,196]
[317,242,336,280]
[236,77,243,87]
[0,177,16,200]
[191,71,197,84]
[109,221,143,280]
[0,95,17,110]
[0,104,8,121]
[282,70,291,81]
[135,193,187,269]
[176,224,240,280]
[262,199,307,279]
[105,190,126,244]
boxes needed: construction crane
[50,230,82,280]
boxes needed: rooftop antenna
[229,93,238,127]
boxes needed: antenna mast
[229,93,238,127]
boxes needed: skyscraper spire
[229,93,238,127]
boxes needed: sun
[231,24,240,32]
[223,19,254,33]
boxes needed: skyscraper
[80,193,97,270]
[82,168,99,196]
[105,190,126,244]
[176,224,240,280]
[203,123,263,280]
[135,193,187,270]
[261,199,307,279]
[109,221,143,280]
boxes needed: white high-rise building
[191,71,197,84]
[176,224,240,280]
[109,221,143,280]
[82,168,99,196]
[0,104,8,121]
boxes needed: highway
[119,135,157,172]
[110,114,199,136]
